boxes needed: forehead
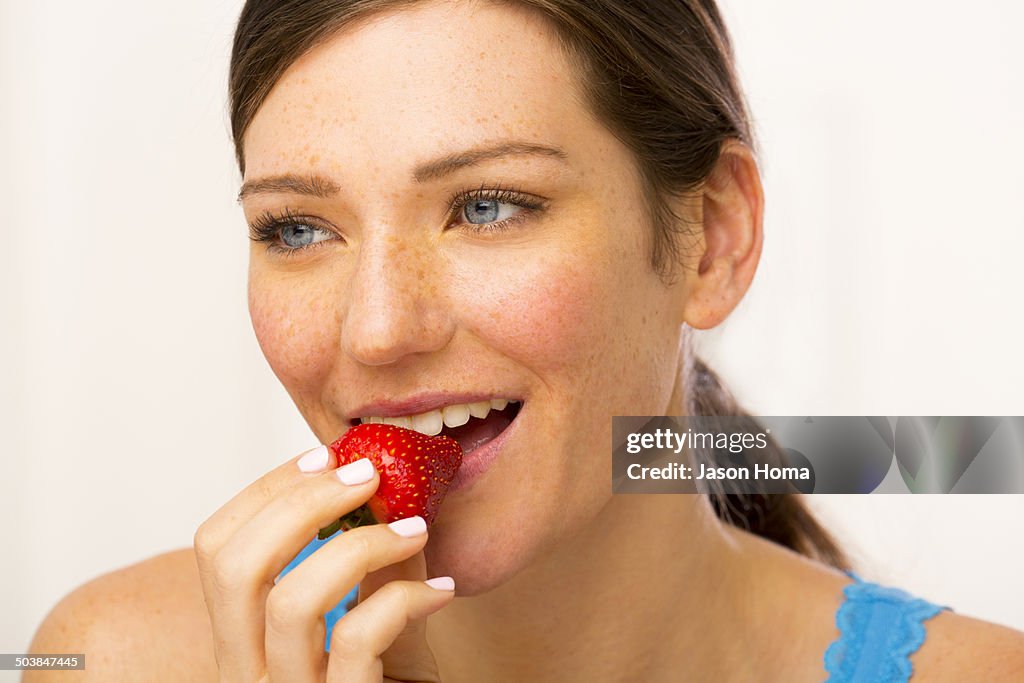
[242,0,593,180]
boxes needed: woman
[28,0,1024,680]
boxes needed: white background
[2,0,1022,664]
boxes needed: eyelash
[247,185,548,257]
[445,184,548,234]
[248,207,329,256]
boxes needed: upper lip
[346,391,521,422]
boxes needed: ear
[678,140,764,329]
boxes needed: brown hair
[230,0,847,568]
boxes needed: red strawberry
[317,423,463,539]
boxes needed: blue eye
[464,198,502,224]
[453,189,547,231]
[280,223,332,248]
[248,208,339,256]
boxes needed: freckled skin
[242,0,692,595]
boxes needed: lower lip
[448,405,522,494]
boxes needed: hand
[193,445,455,682]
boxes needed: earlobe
[680,141,765,330]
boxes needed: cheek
[457,242,623,385]
[248,267,339,396]
[455,241,677,430]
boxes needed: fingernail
[297,445,329,473]
[424,576,455,591]
[387,515,427,537]
[335,458,375,485]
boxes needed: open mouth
[355,399,522,456]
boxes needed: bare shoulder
[912,609,1024,681]
[779,551,1024,682]
[776,543,1024,682]
[722,527,1023,681]
[26,548,218,682]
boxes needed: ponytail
[689,357,848,569]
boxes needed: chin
[422,514,542,596]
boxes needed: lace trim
[824,572,948,682]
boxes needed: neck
[427,493,762,681]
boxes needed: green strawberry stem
[317,503,378,540]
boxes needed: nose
[340,235,456,366]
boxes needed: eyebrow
[237,140,568,202]
[411,141,567,183]
[236,174,340,202]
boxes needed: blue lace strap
[824,572,949,682]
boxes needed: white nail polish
[297,445,329,473]
[424,576,455,591]
[335,458,375,485]
[387,515,427,537]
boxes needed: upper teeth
[360,398,517,436]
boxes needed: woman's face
[242,0,690,594]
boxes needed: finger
[360,551,445,679]
[194,442,342,564]
[265,519,431,682]
[221,460,383,582]
[326,578,455,683]
[359,548,428,599]
[355,542,429,669]
[204,458,378,681]
[192,443,335,680]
